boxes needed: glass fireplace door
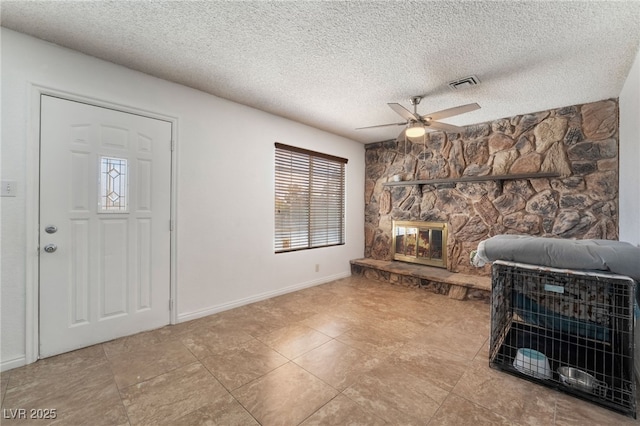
[392,221,448,268]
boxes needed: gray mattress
[476,235,640,282]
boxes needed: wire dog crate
[489,260,636,418]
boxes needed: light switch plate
[1,180,17,197]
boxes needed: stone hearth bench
[350,258,491,302]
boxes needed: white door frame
[25,84,179,364]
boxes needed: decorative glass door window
[99,156,128,212]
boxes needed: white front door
[39,95,172,357]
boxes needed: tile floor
[1,276,637,425]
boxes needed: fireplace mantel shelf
[382,172,560,187]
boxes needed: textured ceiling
[2,1,639,144]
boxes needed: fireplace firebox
[392,221,448,268]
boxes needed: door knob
[44,244,57,253]
[45,225,58,234]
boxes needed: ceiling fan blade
[356,122,406,130]
[427,121,465,133]
[388,103,419,121]
[422,103,480,121]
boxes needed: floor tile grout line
[448,361,552,424]
[112,359,203,393]
[337,386,390,424]
[446,387,511,424]
[0,371,12,405]
[102,335,193,362]
[197,347,284,394]
[229,360,338,426]
[254,327,334,361]
[187,358,263,425]
[424,391,452,425]
[294,392,343,426]
[289,344,345,390]
[104,345,134,426]
[196,357,236,394]
[178,333,237,363]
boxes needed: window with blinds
[274,143,347,253]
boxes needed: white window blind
[275,143,347,253]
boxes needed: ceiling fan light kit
[405,122,426,138]
[357,95,480,139]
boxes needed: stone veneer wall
[364,99,619,276]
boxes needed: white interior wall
[0,29,364,370]
[619,50,640,247]
[619,50,640,382]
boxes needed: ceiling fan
[357,96,480,137]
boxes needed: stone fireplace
[392,220,448,268]
[362,99,619,277]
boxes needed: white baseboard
[177,272,351,324]
[1,356,27,372]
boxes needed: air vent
[448,75,480,90]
